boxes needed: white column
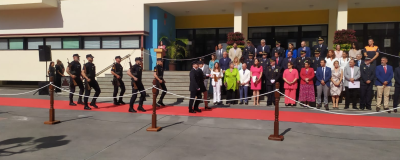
[328,0,348,48]
[337,0,348,30]
[234,2,248,40]
[328,9,338,49]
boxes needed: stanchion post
[268,82,283,141]
[44,77,60,125]
[147,80,162,132]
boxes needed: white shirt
[350,67,354,78]
[211,69,223,86]
[239,69,251,86]
[200,65,204,71]
[325,57,338,69]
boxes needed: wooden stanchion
[44,76,60,125]
[268,82,284,141]
[147,80,162,132]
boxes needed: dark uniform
[243,40,255,61]
[312,37,329,59]
[83,54,101,110]
[294,51,311,100]
[264,60,281,106]
[259,54,270,95]
[154,58,167,106]
[272,41,285,58]
[68,54,84,105]
[360,60,375,110]
[129,57,146,112]
[364,45,379,66]
[245,54,255,67]
[111,56,125,105]
[188,61,202,113]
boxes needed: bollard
[268,82,283,141]
[147,80,162,132]
[44,76,60,125]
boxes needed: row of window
[0,36,140,50]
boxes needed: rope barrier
[0,83,51,96]
[49,84,153,99]
[277,90,397,116]
[152,86,278,102]
[143,51,214,61]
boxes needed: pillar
[337,0,348,30]
[234,2,248,40]
[328,0,348,49]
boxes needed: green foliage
[333,43,352,52]
[159,36,189,63]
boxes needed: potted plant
[159,36,189,71]
[333,29,357,51]
[226,32,245,51]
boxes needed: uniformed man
[111,56,126,105]
[127,57,147,113]
[259,52,270,94]
[154,58,167,107]
[264,59,281,106]
[66,54,84,106]
[313,37,328,59]
[81,54,101,110]
[188,61,203,113]
[311,49,323,72]
[272,41,285,59]
[294,50,311,73]
[243,40,255,61]
[246,53,255,67]
[360,58,375,110]
[363,38,380,66]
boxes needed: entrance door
[194,29,217,65]
[367,23,397,67]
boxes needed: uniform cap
[198,61,204,64]
[276,41,280,44]
[86,54,94,58]
[157,58,163,61]
[115,56,122,59]
[249,53,254,56]
[73,54,80,57]
[192,61,198,65]
[301,50,307,54]
[135,57,142,61]
[246,40,251,43]
[318,37,324,41]
[270,59,276,62]
[261,52,267,55]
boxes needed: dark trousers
[266,84,276,104]
[189,90,202,111]
[261,75,266,96]
[55,75,62,92]
[345,87,359,108]
[360,84,373,109]
[130,81,146,107]
[69,77,84,103]
[226,89,236,104]
[113,78,125,102]
[221,77,227,95]
[393,87,400,108]
[155,79,167,102]
[84,79,101,105]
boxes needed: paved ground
[1,87,400,160]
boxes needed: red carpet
[1,97,400,129]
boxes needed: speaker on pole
[39,45,52,62]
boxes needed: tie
[276,58,279,65]
[289,58,291,62]
[322,67,325,80]
[384,66,387,73]
[358,61,360,66]
[243,70,245,74]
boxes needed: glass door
[367,23,396,66]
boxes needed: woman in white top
[334,44,343,59]
[348,42,361,59]
[211,62,223,105]
[339,51,350,71]
[325,50,337,69]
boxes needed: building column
[328,0,348,49]
[234,2,248,40]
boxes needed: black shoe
[84,105,91,110]
[245,102,248,105]
[394,109,397,113]
[137,105,146,112]
[376,107,380,112]
[77,100,84,105]
[155,104,161,107]
[366,107,372,110]
[189,110,196,113]
[69,102,77,106]
[90,103,99,109]
[118,101,126,105]
[317,104,321,109]
[239,102,244,105]
[157,101,166,107]
[113,102,120,105]
[384,108,391,113]
[324,104,329,110]
[129,107,137,113]
[344,107,349,109]
[352,107,359,110]
[194,109,202,113]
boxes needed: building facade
[0,0,399,82]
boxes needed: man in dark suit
[375,57,394,112]
[272,41,285,58]
[281,51,295,70]
[311,49,323,72]
[355,54,363,67]
[243,40,255,61]
[272,51,283,68]
[188,61,203,113]
[315,59,331,110]
[360,58,375,110]
[393,62,400,113]
[256,39,270,59]
[294,51,311,74]
[245,53,255,67]
[259,52,270,95]
[264,59,281,106]
[312,37,328,59]
[219,52,231,95]
[215,44,225,60]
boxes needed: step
[96,78,189,83]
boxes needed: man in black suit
[272,51,283,68]
[259,52,270,95]
[355,54,363,67]
[313,37,328,59]
[311,49,323,72]
[272,41,285,59]
[188,61,203,113]
[294,51,311,74]
[282,51,295,70]
[393,62,400,113]
[264,59,281,106]
[245,53,255,67]
[256,39,270,59]
[243,40,255,61]
[359,58,375,110]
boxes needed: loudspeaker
[39,45,52,62]
[38,81,49,95]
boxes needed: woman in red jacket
[299,61,315,107]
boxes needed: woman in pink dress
[283,62,298,106]
[158,41,167,57]
[250,59,263,106]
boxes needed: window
[121,36,139,48]
[45,38,62,49]
[9,38,24,50]
[0,39,7,50]
[302,25,328,38]
[84,37,100,49]
[28,38,44,49]
[63,37,80,49]
[102,37,120,49]
[249,27,272,39]
[218,28,234,43]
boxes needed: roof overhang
[0,0,58,10]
